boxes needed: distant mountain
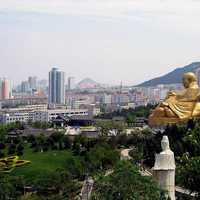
[138,62,200,87]
[77,78,101,89]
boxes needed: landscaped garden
[2,114,200,199]
[10,146,73,182]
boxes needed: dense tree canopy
[96,105,155,121]
[177,154,200,198]
[92,161,167,200]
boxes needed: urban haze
[0,0,200,85]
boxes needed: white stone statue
[153,136,176,200]
[154,136,175,170]
[161,135,173,154]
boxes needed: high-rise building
[21,81,30,93]
[67,77,75,90]
[38,79,47,90]
[28,76,37,90]
[48,68,65,105]
[1,78,10,100]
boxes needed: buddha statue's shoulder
[160,149,174,155]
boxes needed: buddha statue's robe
[149,72,200,126]
[149,87,200,126]
[165,88,200,119]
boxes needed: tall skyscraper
[67,77,75,90]
[1,78,10,100]
[48,68,65,105]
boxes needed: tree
[36,134,46,152]
[7,144,16,155]
[72,136,88,155]
[50,132,64,150]
[27,135,36,143]
[63,135,72,149]
[65,155,85,180]
[0,151,5,158]
[21,195,43,200]
[183,123,200,156]
[129,147,143,164]
[0,143,5,150]
[86,143,119,173]
[0,143,6,158]
[31,121,51,129]
[96,120,126,136]
[177,154,200,198]
[0,173,19,200]
[126,113,136,124]
[91,161,167,200]
[34,169,81,199]
[17,143,24,156]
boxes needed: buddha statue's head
[182,72,198,88]
[161,136,170,152]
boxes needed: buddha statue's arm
[163,91,184,104]
[169,90,188,100]
[196,93,200,102]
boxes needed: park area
[1,119,200,199]
[10,146,72,182]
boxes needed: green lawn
[11,146,72,182]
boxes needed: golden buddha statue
[149,72,200,126]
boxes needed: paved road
[175,186,197,197]
[80,177,94,200]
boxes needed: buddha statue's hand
[167,91,176,98]
[168,91,176,96]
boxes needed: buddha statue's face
[183,76,190,88]
[182,73,197,89]
[161,136,170,151]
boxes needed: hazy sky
[0,0,200,86]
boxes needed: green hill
[138,62,200,87]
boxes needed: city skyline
[0,0,200,85]
[6,62,200,88]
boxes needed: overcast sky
[0,0,200,86]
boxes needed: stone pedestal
[153,136,176,200]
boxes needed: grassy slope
[11,146,71,182]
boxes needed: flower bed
[0,156,31,172]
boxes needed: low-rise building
[1,112,35,124]
[0,106,88,124]
[34,109,88,122]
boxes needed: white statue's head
[161,136,170,151]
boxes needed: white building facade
[0,108,88,124]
